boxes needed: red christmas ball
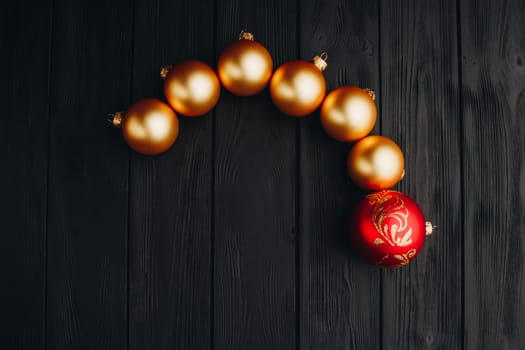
[349,190,433,268]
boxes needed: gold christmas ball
[320,86,377,142]
[269,56,327,117]
[163,60,221,117]
[217,32,273,96]
[347,135,404,190]
[113,99,179,155]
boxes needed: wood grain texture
[298,0,381,349]
[379,0,463,348]
[45,0,132,348]
[128,0,214,349]
[460,0,525,348]
[0,1,52,348]
[213,0,297,349]
[3,0,525,349]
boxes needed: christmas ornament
[110,98,179,155]
[108,36,436,264]
[347,135,404,190]
[217,31,273,96]
[349,190,433,268]
[269,54,327,117]
[320,86,377,142]
[161,60,221,117]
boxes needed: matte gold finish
[163,60,221,117]
[347,135,404,190]
[119,99,179,155]
[320,86,377,142]
[270,60,326,117]
[217,33,273,96]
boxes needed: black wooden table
[1,0,524,349]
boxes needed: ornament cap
[365,88,376,101]
[160,65,173,80]
[425,221,436,236]
[313,52,328,72]
[109,112,124,128]
[239,30,254,41]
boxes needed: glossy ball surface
[269,60,326,117]
[349,190,427,268]
[218,39,273,96]
[121,99,179,155]
[320,86,377,142]
[347,135,404,190]
[164,60,221,117]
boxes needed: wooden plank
[460,0,525,348]
[128,0,214,348]
[0,0,52,348]
[298,0,381,349]
[379,0,463,348]
[45,0,133,348]
[213,0,297,348]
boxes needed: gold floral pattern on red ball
[368,191,413,247]
[376,249,417,268]
[349,190,430,268]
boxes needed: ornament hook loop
[160,65,173,80]
[108,112,123,128]
[239,30,254,41]
[313,52,328,72]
